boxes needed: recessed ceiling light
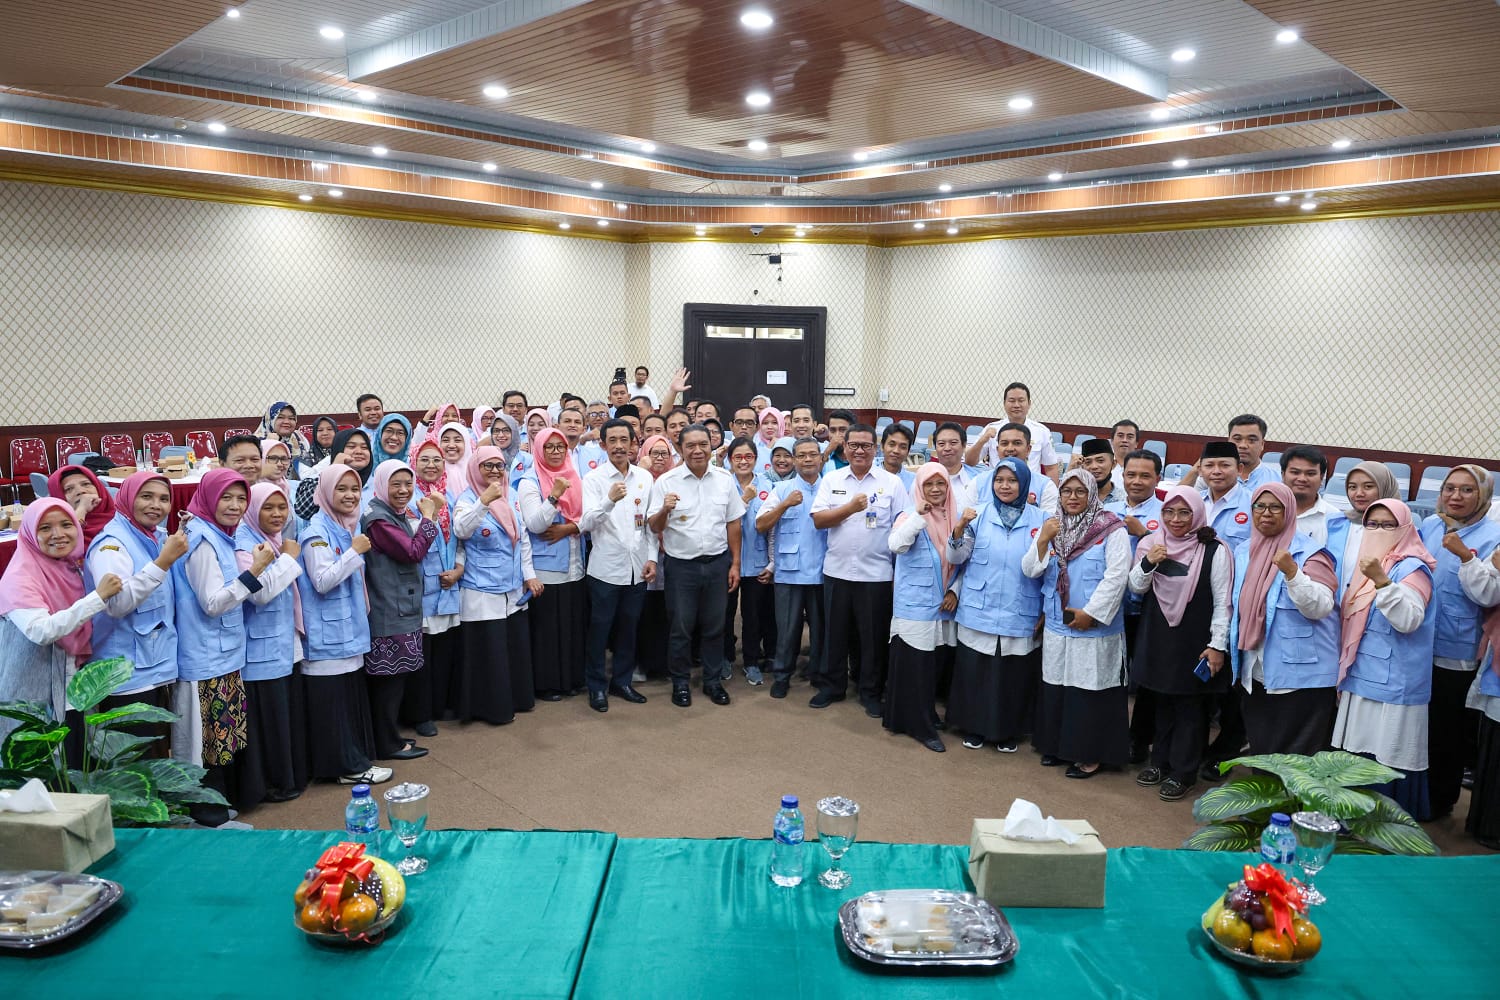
[597,219,610,227]
[1047,171,1063,181]
[482,84,509,99]
[357,90,377,103]
[1331,138,1351,150]
[946,225,959,235]
[1274,195,1291,203]
[1170,48,1196,62]
[298,194,312,202]
[1300,200,1317,210]
[1150,108,1171,121]
[1095,179,1109,184]
[695,226,706,234]
[590,180,603,189]
[1007,96,1033,111]
[481,162,497,172]
[319,26,344,40]
[914,161,929,168]
[1172,158,1189,168]
[938,183,952,193]
[327,188,343,197]
[913,222,925,230]
[988,190,999,195]
[225,7,240,19]
[745,90,772,108]
[747,139,768,152]
[794,229,806,237]
[615,202,628,210]
[312,162,328,171]
[559,221,571,229]
[1276,29,1299,44]
[145,132,160,139]
[639,142,656,154]
[1215,167,1232,174]
[206,122,226,134]
[1204,124,1221,134]
[371,146,388,156]
[740,9,774,30]
[579,152,594,159]
[763,201,773,207]
[852,151,868,162]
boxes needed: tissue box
[0,794,115,873]
[968,818,1106,908]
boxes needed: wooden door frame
[682,303,827,405]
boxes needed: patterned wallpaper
[2,179,1497,456]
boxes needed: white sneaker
[632,669,647,684]
[340,766,394,785]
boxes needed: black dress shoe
[589,692,608,713]
[263,788,302,803]
[921,737,946,753]
[1039,754,1064,767]
[671,685,691,708]
[809,691,843,709]
[387,744,429,761]
[610,685,647,704]
[1200,762,1225,782]
[861,700,882,719]
[539,692,563,703]
[770,677,790,699]
[705,684,731,706]
[1065,763,1100,779]
[414,721,438,738]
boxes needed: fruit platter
[293,842,406,945]
[1200,863,1320,973]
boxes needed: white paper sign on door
[766,370,787,385]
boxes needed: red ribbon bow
[1242,862,1307,939]
[309,841,376,918]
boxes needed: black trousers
[1124,614,1155,750]
[773,582,824,681]
[1151,690,1212,786]
[1204,688,1246,763]
[816,577,893,706]
[664,552,732,687]
[586,577,647,695]
[1430,665,1480,817]
[727,575,778,666]
[366,672,409,759]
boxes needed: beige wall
[2,179,1497,456]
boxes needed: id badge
[633,512,645,530]
[864,504,878,529]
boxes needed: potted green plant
[1184,751,1438,856]
[0,656,227,824]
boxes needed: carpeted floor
[242,671,1485,857]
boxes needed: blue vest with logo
[574,443,608,477]
[458,490,526,595]
[520,474,574,574]
[738,476,772,577]
[893,517,954,622]
[1206,484,1253,553]
[1104,496,1164,614]
[770,476,827,585]
[1419,516,1500,662]
[170,520,245,682]
[233,524,296,682]
[85,516,177,691]
[1338,559,1437,706]
[296,512,371,662]
[419,496,462,619]
[956,504,1045,637]
[1041,528,1127,638]
[1229,534,1340,689]
[1324,515,1352,599]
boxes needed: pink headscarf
[466,446,519,541]
[185,468,250,539]
[370,460,415,515]
[470,405,496,441]
[313,465,363,535]
[0,499,91,657]
[240,481,301,631]
[432,402,464,432]
[260,439,291,488]
[1236,483,1337,651]
[411,439,451,541]
[1134,484,1217,627]
[115,470,173,545]
[1339,499,1436,676]
[757,407,784,446]
[637,435,674,479]
[524,408,553,439]
[904,462,959,589]
[435,421,473,497]
[530,428,582,523]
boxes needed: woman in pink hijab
[516,428,587,700]
[1124,484,1235,801]
[0,500,124,741]
[1332,498,1438,820]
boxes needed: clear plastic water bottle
[770,794,805,887]
[1259,812,1297,873]
[344,784,379,837]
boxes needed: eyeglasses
[648,450,670,460]
[265,456,291,465]
[1161,508,1194,519]
[1251,502,1285,514]
[478,461,507,473]
[731,418,755,427]
[542,443,568,453]
[1364,521,1400,531]
[1058,488,1090,498]
[1440,484,1478,496]
[844,442,874,451]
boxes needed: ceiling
[2,0,1498,243]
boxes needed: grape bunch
[1222,881,1269,931]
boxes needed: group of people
[2,371,1498,852]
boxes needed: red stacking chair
[56,435,92,468]
[185,430,216,457]
[0,455,15,505]
[338,424,355,431]
[10,438,49,500]
[224,428,253,439]
[142,431,175,464]
[101,434,137,467]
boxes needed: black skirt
[458,616,535,724]
[303,670,374,780]
[1466,713,1500,842]
[233,674,309,808]
[98,684,174,760]
[882,636,940,742]
[528,578,588,695]
[404,626,462,724]
[634,591,670,679]
[947,642,1039,744]
[1242,683,1336,757]
[1034,681,1129,766]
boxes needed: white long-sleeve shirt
[83,544,168,619]
[1237,568,1336,692]
[1022,529,1133,627]
[580,463,659,586]
[5,592,107,646]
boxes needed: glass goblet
[1291,810,1339,905]
[816,796,860,890]
[383,782,431,876]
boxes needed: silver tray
[838,889,1018,967]
[0,870,123,951]
[1200,924,1308,975]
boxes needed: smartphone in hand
[1192,657,1213,682]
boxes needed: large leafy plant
[1185,751,1437,856]
[0,656,227,824]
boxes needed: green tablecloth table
[3,827,617,999]
[574,838,1500,999]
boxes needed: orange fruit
[1251,927,1295,961]
[1292,917,1322,959]
[298,900,334,934]
[1213,909,1253,952]
[338,892,380,933]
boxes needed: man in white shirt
[631,365,660,410]
[931,421,980,505]
[648,424,745,707]
[1108,420,1139,495]
[580,419,657,713]
[1280,445,1345,547]
[356,394,384,432]
[809,423,911,716]
[965,382,1060,481]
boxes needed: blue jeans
[663,552,731,687]
[586,577,647,696]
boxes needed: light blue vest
[297,512,371,662]
[234,524,296,682]
[1041,530,1126,638]
[1480,652,1500,699]
[574,443,608,477]
[1229,534,1340,689]
[738,476,772,577]
[1420,516,1500,662]
[1206,484,1253,553]
[458,490,525,595]
[956,505,1044,637]
[1338,559,1437,707]
[419,496,462,619]
[1103,496,1164,615]
[170,520,246,682]
[521,474,573,574]
[1325,515,1352,598]
[893,519,954,623]
[86,516,177,691]
[770,476,826,586]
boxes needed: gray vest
[360,500,424,638]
